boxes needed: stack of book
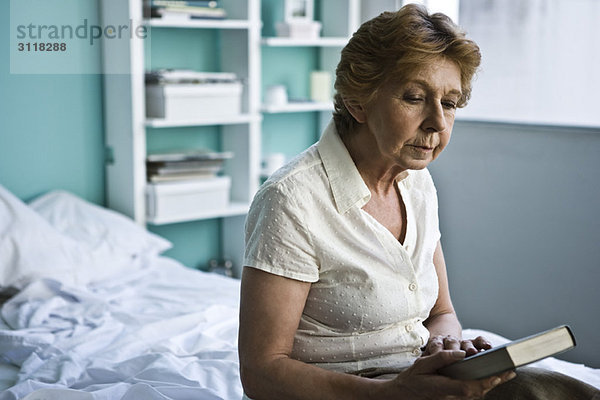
[145,69,238,85]
[146,0,227,20]
[146,149,233,183]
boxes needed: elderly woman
[239,4,599,400]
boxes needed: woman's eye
[442,101,457,110]
[404,95,424,103]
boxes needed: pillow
[0,185,87,290]
[29,190,172,260]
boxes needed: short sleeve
[244,182,319,282]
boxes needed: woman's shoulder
[249,145,330,216]
[260,145,326,196]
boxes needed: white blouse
[244,120,441,374]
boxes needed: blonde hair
[333,4,481,136]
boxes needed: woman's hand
[374,350,516,400]
[423,335,492,356]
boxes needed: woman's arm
[424,241,462,337]
[423,241,492,356]
[238,267,381,400]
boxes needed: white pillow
[0,185,88,290]
[29,190,172,260]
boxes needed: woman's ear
[343,98,367,123]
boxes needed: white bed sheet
[1,258,599,400]
[0,257,242,400]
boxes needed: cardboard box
[146,176,231,223]
[146,82,242,120]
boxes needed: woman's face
[361,58,462,171]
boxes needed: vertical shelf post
[100,0,147,224]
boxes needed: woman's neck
[341,126,406,196]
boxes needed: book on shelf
[147,150,233,163]
[146,150,233,183]
[154,7,227,20]
[146,0,227,20]
[148,172,219,183]
[438,325,576,380]
[145,69,238,85]
[150,0,219,7]
[148,161,224,174]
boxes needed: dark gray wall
[429,120,600,368]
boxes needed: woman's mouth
[409,145,434,153]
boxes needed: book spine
[151,0,218,7]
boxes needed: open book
[438,325,576,380]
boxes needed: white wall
[458,0,600,128]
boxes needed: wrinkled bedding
[0,258,242,400]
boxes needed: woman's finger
[425,335,445,355]
[410,350,466,374]
[443,335,461,351]
[460,339,479,356]
[472,336,492,351]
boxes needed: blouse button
[412,348,422,356]
[405,324,414,332]
[408,282,418,291]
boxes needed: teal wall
[260,0,328,159]
[0,0,324,270]
[0,0,104,204]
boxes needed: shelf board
[145,18,256,30]
[146,113,261,128]
[147,201,250,225]
[262,101,334,114]
[261,37,349,47]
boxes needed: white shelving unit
[100,0,262,275]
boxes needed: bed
[1,184,599,399]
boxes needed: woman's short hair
[333,3,481,136]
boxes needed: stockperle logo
[10,0,150,75]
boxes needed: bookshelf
[100,0,261,275]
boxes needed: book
[438,325,576,380]
[150,0,219,7]
[146,150,233,163]
[145,69,237,85]
[147,162,223,175]
[144,0,221,19]
[146,150,233,183]
[148,171,218,182]
[152,5,227,20]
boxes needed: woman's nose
[422,102,447,133]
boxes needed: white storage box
[146,176,231,223]
[146,82,243,121]
[276,21,322,39]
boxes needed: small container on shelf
[145,70,243,121]
[275,21,322,39]
[146,176,232,223]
